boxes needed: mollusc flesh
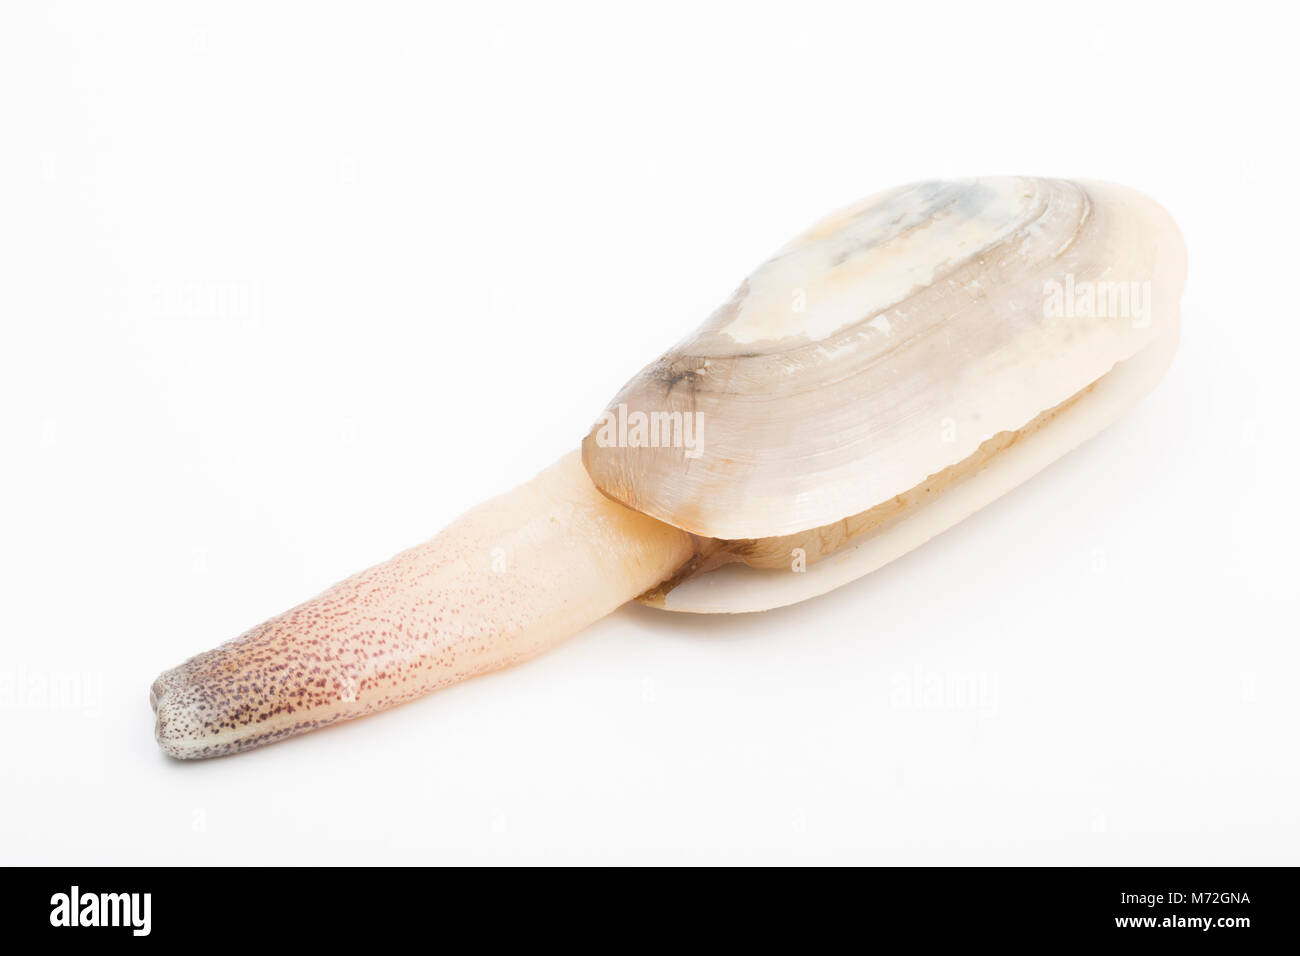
[151,176,1186,758]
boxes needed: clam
[151,176,1186,758]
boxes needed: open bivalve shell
[582,177,1187,613]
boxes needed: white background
[2,2,1296,865]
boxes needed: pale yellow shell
[581,177,1187,611]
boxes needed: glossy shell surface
[582,177,1185,543]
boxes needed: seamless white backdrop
[1,1,1296,864]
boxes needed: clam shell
[650,317,1179,612]
[581,177,1186,609]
